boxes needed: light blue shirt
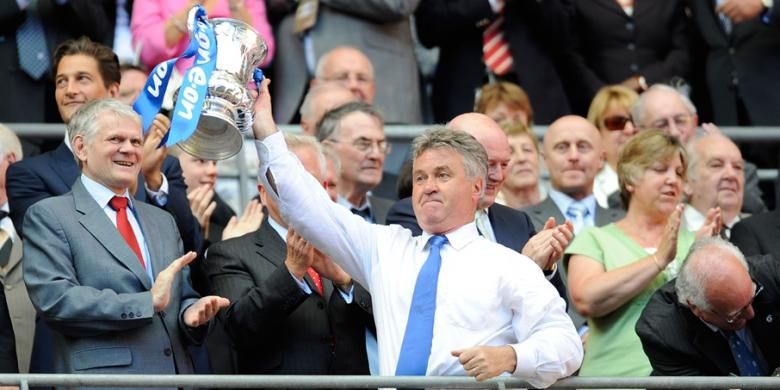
[80,175,154,282]
[548,189,597,229]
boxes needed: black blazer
[562,0,690,113]
[636,254,780,378]
[0,0,112,123]
[731,209,780,260]
[203,218,372,376]
[385,197,568,303]
[687,0,780,125]
[6,142,202,253]
[415,0,573,124]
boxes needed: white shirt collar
[80,175,134,210]
[420,222,481,252]
[267,215,289,243]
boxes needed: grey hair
[316,101,384,142]
[284,132,327,181]
[411,126,488,183]
[0,123,22,160]
[675,237,749,311]
[67,99,142,167]
[631,83,697,128]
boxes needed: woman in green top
[565,130,721,377]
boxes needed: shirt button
[625,22,635,31]
[121,313,127,319]
[164,348,172,356]
[128,312,135,319]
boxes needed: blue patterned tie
[566,201,589,234]
[724,330,764,376]
[16,11,50,80]
[395,234,448,376]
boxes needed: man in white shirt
[683,133,745,238]
[250,80,583,387]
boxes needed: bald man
[522,116,624,233]
[299,83,357,136]
[637,238,780,377]
[386,113,573,301]
[312,47,376,104]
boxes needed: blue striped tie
[396,234,448,376]
[16,12,50,80]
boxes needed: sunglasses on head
[603,115,633,131]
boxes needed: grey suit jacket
[0,231,35,373]
[22,179,203,385]
[272,0,422,125]
[521,196,624,232]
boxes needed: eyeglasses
[603,115,633,131]
[327,137,391,155]
[649,113,694,131]
[721,281,764,324]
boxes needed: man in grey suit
[270,1,421,125]
[0,124,34,374]
[317,102,394,224]
[522,116,623,328]
[22,99,229,381]
[522,116,624,232]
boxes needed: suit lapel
[690,316,738,374]
[73,180,152,289]
[49,143,81,192]
[133,204,161,288]
[255,220,287,269]
[592,0,627,18]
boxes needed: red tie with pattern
[482,0,514,76]
[307,267,324,295]
[109,196,145,269]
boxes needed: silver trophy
[175,18,268,160]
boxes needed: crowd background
[1,0,780,386]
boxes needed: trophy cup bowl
[175,18,268,161]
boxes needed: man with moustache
[682,133,745,238]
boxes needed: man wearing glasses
[317,101,394,224]
[636,238,780,377]
[630,84,766,214]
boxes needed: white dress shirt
[683,204,741,238]
[593,165,619,209]
[254,132,582,388]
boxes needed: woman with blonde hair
[475,81,534,126]
[587,85,639,208]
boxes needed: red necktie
[306,267,324,296]
[109,196,145,269]
[482,1,514,76]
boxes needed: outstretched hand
[222,199,264,240]
[183,295,230,328]
[251,78,278,140]
[151,251,197,312]
[521,217,574,271]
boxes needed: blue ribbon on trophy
[132,4,217,143]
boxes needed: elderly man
[249,79,582,386]
[522,116,624,233]
[636,238,780,377]
[630,84,765,213]
[683,133,746,238]
[312,47,376,104]
[22,99,228,383]
[299,83,356,137]
[387,113,573,300]
[317,102,394,224]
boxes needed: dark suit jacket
[0,0,112,123]
[203,218,371,376]
[415,0,573,124]
[731,209,780,259]
[6,142,201,253]
[636,254,780,378]
[562,0,690,113]
[385,197,568,303]
[22,180,204,383]
[688,0,780,125]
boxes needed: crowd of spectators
[1,0,780,388]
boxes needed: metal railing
[1,374,780,389]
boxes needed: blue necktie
[566,201,589,234]
[395,234,448,376]
[725,330,764,376]
[16,10,50,80]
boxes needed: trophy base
[175,97,245,161]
